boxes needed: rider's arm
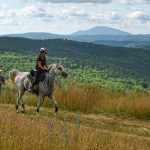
[37,61,45,70]
[45,63,48,69]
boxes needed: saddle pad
[15,73,28,83]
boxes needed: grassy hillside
[0,84,150,148]
[0,104,150,150]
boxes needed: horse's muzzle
[62,72,68,78]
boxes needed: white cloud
[18,5,52,19]
[23,0,112,3]
[118,0,150,4]
[0,3,121,26]
[1,1,150,35]
[127,10,150,22]
[0,5,54,25]
[55,6,88,20]
[87,11,120,23]
[0,7,14,18]
[24,0,150,4]
[54,5,120,24]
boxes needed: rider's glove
[43,69,48,73]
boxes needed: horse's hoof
[15,105,18,110]
[36,108,39,113]
[55,106,58,113]
[22,110,25,113]
[21,104,25,113]
[36,108,40,115]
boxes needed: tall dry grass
[0,109,149,150]
[0,83,150,119]
[55,84,150,119]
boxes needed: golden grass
[0,106,150,150]
[0,83,150,119]
[54,84,150,119]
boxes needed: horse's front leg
[49,94,58,113]
[36,95,44,113]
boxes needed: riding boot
[29,70,41,92]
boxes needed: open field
[0,104,150,150]
[0,84,150,149]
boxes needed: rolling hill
[0,37,150,82]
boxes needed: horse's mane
[48,65,53,71]
[48,64,56,71]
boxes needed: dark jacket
[35,55,46,70]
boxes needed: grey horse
[9,63,68,114]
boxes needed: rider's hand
[43,69,48,73]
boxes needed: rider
[29,47,48,92]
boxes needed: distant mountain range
[1,26,150,49]
[71,26,131,36]
[93,40,150,49]
[4,32,62,40]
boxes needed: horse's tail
[9,69,19,84]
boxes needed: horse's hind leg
[16,88,25,113]
[16,93,20,113]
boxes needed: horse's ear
[57,60,60,65]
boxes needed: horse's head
[48,63,68,78]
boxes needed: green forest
[0,37,149,91]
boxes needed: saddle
[27,70,46,95]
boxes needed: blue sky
[0,0,150,34]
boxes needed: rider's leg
[30,70,41,90]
